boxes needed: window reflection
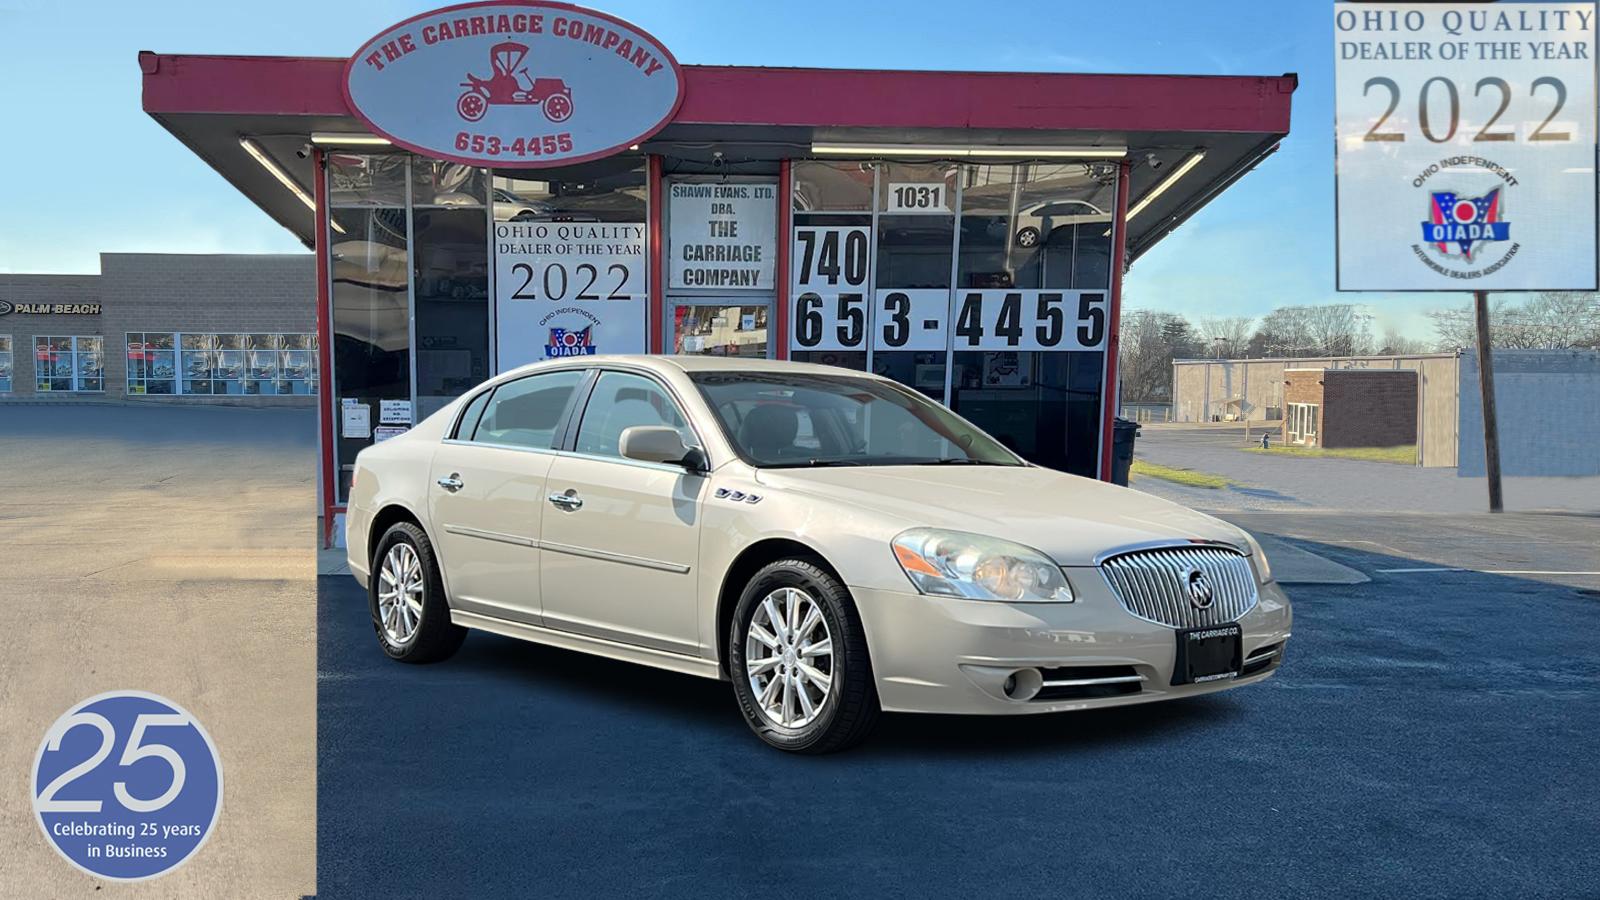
[672,305,768,357]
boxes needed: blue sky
[0,0,1445,338]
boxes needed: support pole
[1473,290,1503,512]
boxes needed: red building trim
[647,154,665,354]
[774,159,792,360]
[1099,159,1133,483]
[312,148,339,547]
[140,52,1294,136]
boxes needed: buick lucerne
[346,357,1291,753]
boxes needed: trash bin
[1111,417,1140,487]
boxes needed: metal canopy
[139,52,1294,260]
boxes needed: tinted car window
[471,370,584,449]
[575,371,695,459]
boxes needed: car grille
[1099,545,1258,629]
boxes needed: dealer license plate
[1173,623,1242,685]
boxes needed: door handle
[548,491,583,511]
[436,474,464,493]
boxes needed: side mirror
[619,425,703,472]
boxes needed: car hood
[752,464,1247,566]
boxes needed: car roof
[496,355,888,381]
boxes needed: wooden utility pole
[1473,290,1503,513]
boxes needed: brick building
[1282,367,1417,449]
[0,253,315,404]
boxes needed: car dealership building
[138,1,1295,544]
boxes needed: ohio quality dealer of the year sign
[1334,2,1597,291]
[343,1,684,167]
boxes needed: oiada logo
[344,2,684,168]
[1415,182,1516,278]
[547,326,596,357]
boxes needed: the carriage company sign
[343,1,685,167]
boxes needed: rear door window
[470,370,585,449]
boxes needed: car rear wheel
[729,559,879,753]
[369,522,465,664]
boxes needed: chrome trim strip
[451,609,721,681]
[442,524,536,548]
[1094,538,1244,566]
[1245,646,1281,662]
[539,540,690,574]
[1040,674,1146,688]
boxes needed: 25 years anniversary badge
[32,691,223,881]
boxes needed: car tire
[369,521,466,664]
[1015,226,1041,248]
[729,558,879,753]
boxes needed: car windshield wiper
[802,458,869,467]
[910,458,1005,466]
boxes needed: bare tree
[1428,292,1600,350]
[1118,308,1200,402]
[1376,327,1431,356]
[1249,303,1373,357]
[1195,316,1255,358]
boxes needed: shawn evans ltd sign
[343,1,685,167]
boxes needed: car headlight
[891,528,1074,603]
[1239,531,1274,584]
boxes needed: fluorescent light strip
[239,137,343,234]
[810,143,1125,159]
[310,132,393,146]
[1126,151,1206,221]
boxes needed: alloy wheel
[744,587,835,728]
[377,542,425,645]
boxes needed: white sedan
[346,357,1291,753]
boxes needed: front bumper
[850,572,1292,715]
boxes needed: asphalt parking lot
[1132,423,1600,513]
[318,510,1600,899]
[0,404,317,898]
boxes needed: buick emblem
[1183,568,1215,610]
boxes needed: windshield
[690,370,1025,468]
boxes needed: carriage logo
[1419,188,1510,262]
[456,41,574,123]
[547,326,596,357]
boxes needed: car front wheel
[729,558,879,753]
[369,521,466,664]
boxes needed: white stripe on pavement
[1375,567,1600,575]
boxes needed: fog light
[1002,668,1042,701]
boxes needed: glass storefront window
[154,333,317,396]
[35,336,101,392]
[792,161,874,212]
[126,332,176,395]
[670,304,769,357]
[492,157,646,222]
[414,206,490,420]
[328,153,408,207]
[0,335,12,392]
[785,160,1117,477]
[950,162,1115,475]
[413,160,485,208]
[874,163,958,397]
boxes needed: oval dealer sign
[343,1,684,167]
